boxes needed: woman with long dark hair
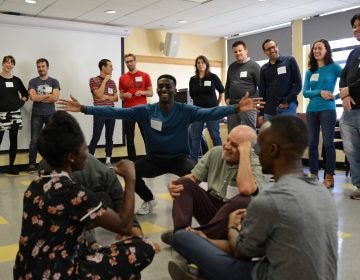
[303,39,342,188]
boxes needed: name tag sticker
[151,119,162,131]
[225,185,239,200]
[277,66,287,75]
[310,74,319,81]
[204,80,211,86]
[135,76,143,82]
[358,62,360,68]
[108,88,113,94]
[45,86,53,93]
[240,71,248,78]
[5,82,14,88]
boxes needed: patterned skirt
[0,110,23,131]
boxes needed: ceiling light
[178,20,187,23]
[105,10,116,14]
[25,0,37,4]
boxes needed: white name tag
[277,66,287,75]
[151,119,162,131]
[204,80,211,86]
[310,74,319,81]
[45,86,53,93]
[5,82,14,88]
[108,88,113,94]
[135,76,143,82]
[225,185,239,200]
[358,62,360,68]
[240,71,248,78]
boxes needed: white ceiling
[0,0,359,38]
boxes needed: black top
[0,75,28,112]
[189,72,224,108]
[340,46,360,110]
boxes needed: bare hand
[237,92,265,112]
[237,141,252,154]
[225,99,230,105]
[320,90,335,100]
[134,90,143,97]
[278,102,288,109]
[339,87,349,99]
[168,180,184,199]
[257,116,265,126]
[114,160,135,181]
[342,96,356,112]
[57,95,82,112]
[104,74,112,82]
[186,226,208,240]
[228,209,247,228]
[123,92,133,99]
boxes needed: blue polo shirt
[259,55,302,116]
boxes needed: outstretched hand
[237,92,265,112]
[57,95,82,112]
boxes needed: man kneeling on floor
[169,116,338,280]
[161,125,263,245]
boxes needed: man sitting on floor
[169,116,338,280]
[161,125,262,246]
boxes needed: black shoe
[168,260,201,280]
[7,166,19,175]
[27,164,37,173]
[161,230,174,246]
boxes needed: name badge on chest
[310,73,319,81]
[5,82,14,88]
[277,66,287,75]
[240,71,248,78]
[151,119,162,131]
[135,76,143,82]
[204,80,211,86]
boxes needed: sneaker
[135,199,157,215]
[161,230,174,246]
[350,188,360,200]
[168,260,201,280]
[7,166,19,175]
[27,164,37,173]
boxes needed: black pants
[0,126,19,166]
[88,116,115,157]
[124,120,145,161]
[135,155,195,202]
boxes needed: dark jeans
[88,116,115,157]
[124,119,145,161]
[306,110,336,174]
[190,120,221,162]
[173,177,251,239]
[135,155,195,202]
[0,126,19,166]
[173,230,256,280]
[29,114,52,165]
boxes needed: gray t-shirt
[28,76,60,115]
[236,175,338,280]
[225,59,260,104]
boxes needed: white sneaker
[136,199,157,215]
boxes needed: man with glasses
[119,54,153,162]
[258,39,302,125]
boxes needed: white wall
[0,17,125,151]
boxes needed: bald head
[222,125,257,164]
[229,125,257,144]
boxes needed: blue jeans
[306,110,337,175]
[264,102,297,121]
[190,120,221,162]
[173,230,256,280]
[340,110,360,186]
[88,116,115,157]
[29,114,52,165]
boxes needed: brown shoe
[323,174,334,189]
[161,230,174,246]
[350,189,360,200]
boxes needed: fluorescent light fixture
[183,0,212,4]
[105,10,116,14]
[25,0,37,3]
[233,22,291,38]
[178,20,187,23]
[320,5,360,16]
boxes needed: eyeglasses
[264,46,277,52]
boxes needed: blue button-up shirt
[259,55,302,116]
